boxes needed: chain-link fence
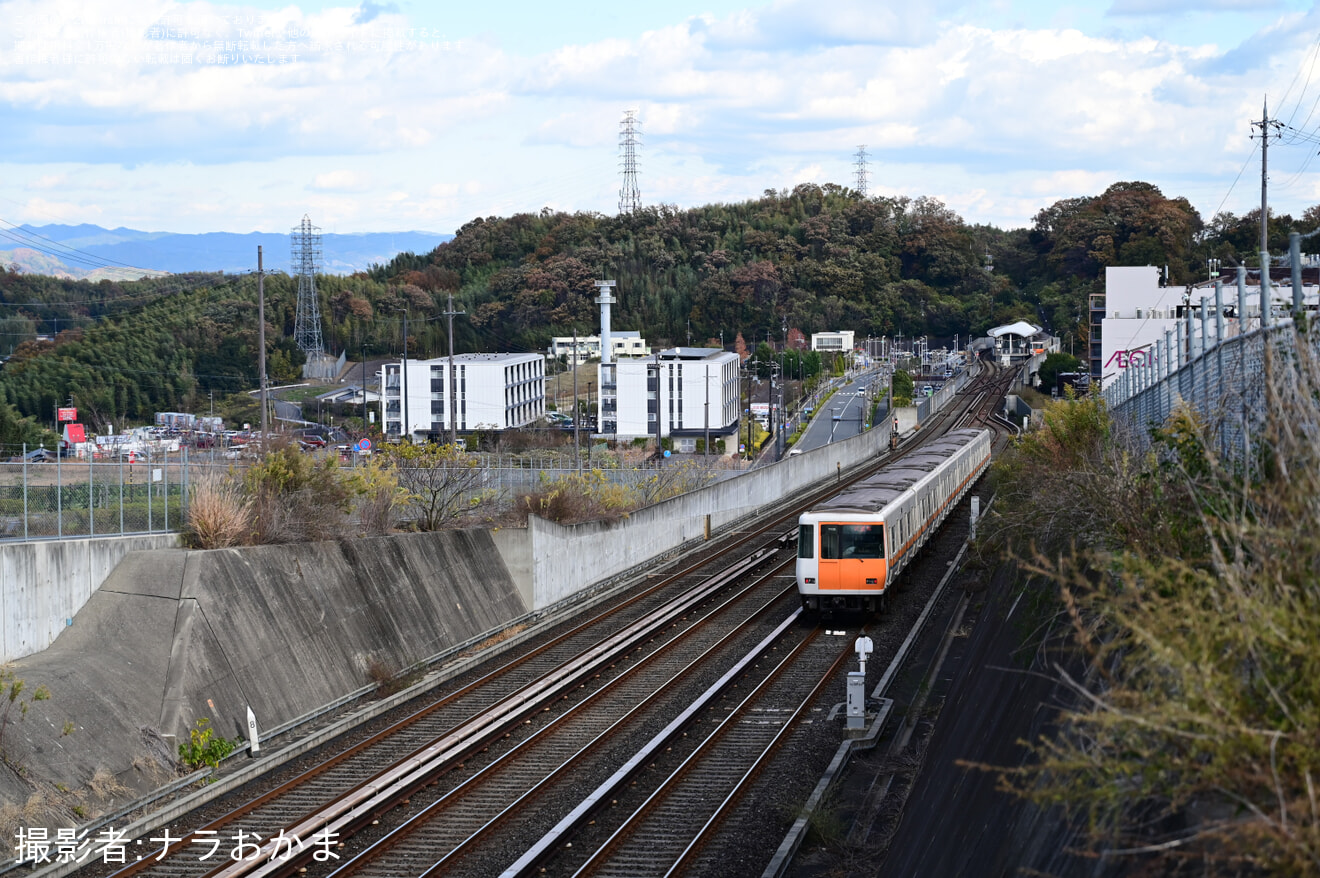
[0,443,755,540]
[0,448,244,541]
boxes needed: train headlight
[866,578,878,585]
[804,577,815,584]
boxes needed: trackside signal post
[847,636,873,730]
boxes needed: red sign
[57,407,77,422]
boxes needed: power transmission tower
[854,145,870,198]
[619,109,642,215]
[1251,97,1283,256]
[292,215,325,359]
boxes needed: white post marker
[246,706,260,756]
[854,635,874,676]
[970,496,980,541]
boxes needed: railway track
[67,359,1018,878]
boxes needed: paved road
[791,372,887,454]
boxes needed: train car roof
[806,430,988,516]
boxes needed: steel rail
[663,634,854,878]
[326,576,799,877]
[103,360,1002,878]
[565,627,838,877]
[499,610,806,878]
[192,551,787,878]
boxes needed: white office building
[382,353,544,442]
[811,330,855,352]
[599,348,741,449]
[548,331,650,365]
[1098,264,1320,389]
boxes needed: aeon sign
[1105,349,1156,369]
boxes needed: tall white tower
[595,280,617,363]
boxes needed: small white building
[599,347,741,449]
[549,331,650,366]
[382,353,545,442]
[811,330,855,352]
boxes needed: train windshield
[820,524,885,559]
[798,524,814,559]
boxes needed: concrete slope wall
[0,534,181,662]
[161,532,528,737]
[7,531,528,795]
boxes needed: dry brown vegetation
[981,340,1320,875]
[515,462,719,525]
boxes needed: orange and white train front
[796,515,889,613]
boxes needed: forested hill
[0,180,1310,441]
[370,180,1307,353]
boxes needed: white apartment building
[382,353,544,442]
[599,348,741,449]
[811,330,855,352]
[548,331,650,365]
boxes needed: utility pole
[573,328,580,471]
[704,364,710,458]
[444,291,465,447]
[394,307,410,444]
[257,246,268,441]
[1253,97,1283,258]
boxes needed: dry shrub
[365,657,423,698]
[0,792,60,843]
[518,487,602,524]
[184,474,251,548]
[516,470,637,524]
[982,340,1320,874]
[244,443,354,543]
[87,767,127,801]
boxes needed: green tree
[892,369,914,401]
[1036,351,1080,392]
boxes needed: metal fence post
[89,446,94,537]
[164,447,169,532]
[119,450,124,536]
[22,443,27,541]
[1260,251,1271,329]
[57,440,62,538]
[182,445,189,523]
[147,447,153,532]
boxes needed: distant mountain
[1,224,453,278]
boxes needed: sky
[2,0,1320,236]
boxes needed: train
[795,429,992,613]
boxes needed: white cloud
[312,170,374,192]
[0,0,1315,233]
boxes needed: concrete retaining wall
[7,531,528,795]
[0,534,181,663]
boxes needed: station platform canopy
[987,321,1043,339]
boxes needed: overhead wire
[1281,35,1320,129]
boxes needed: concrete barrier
[527,417,891,608]
[0,534,181,663]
